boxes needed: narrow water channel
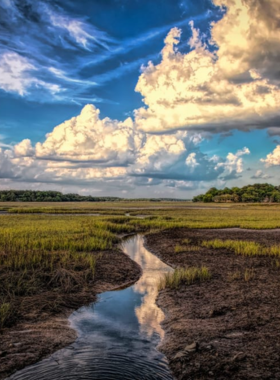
[7,235,174,380]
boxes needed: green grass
[4,201,280,229]
[0,214,139,329]
[158,266,211,290]
[121,207,280,230]
[7,207,127,215]
[182,238,192,245]
[175,244,200,253]
[201,239,262,256]
[201,239,280,257]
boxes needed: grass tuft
[158,266,211,290]
[175,244,200,253]
[202,239,280,257]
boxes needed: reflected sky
[122,235,172,339]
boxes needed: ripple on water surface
[7,235,174,380]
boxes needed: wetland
[1,202,280,379]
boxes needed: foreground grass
[0,252,97,329]
[158,267,211,290]
[0,215,136,329]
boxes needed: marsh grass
[273,259,280,269]
[0,301,11,329]
[0,215,140,329]
[182,238,191,245]
[2,202,280,329]
[175,244,200,253]
[5,201,280,229]
[267,245,280,256]
[201,239,280,257]
[8,208,127,216]
[228,269,255,282]
[158,266,211,290]
[0,250,98,328]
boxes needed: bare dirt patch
[0,249,141,380]
[145,228,280,380]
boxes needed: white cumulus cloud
[216,147,250,177]
[14,139,35,157]
[35,104,141,165]
[0,105,253,191]
[134,0,280,133]
[261,146,280,166]
[133,133,186,173]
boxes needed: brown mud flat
[145,228,280,380]
[0,249,141,380]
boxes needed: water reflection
[122,236,171,339]
[7,235,174,380]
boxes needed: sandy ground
[145,228,280,380]
[0,249,141,380]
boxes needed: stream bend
[7,235,174,380]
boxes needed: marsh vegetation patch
[3,204,280,379]
[0,215,141,380]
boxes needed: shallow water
[7,235,174,380]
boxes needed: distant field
[1,200,195,210]
[2,200,280,214]
[1,201,280,228]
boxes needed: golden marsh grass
[158,266,211,290]
[201,239,280,257]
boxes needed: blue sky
[0,0,280,197]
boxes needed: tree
[192,183,280,203]
[203,194,213,203]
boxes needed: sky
[0,0,280,198]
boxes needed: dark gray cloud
[267,127,280,137]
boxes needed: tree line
[193,184,280,203]
[0,190,189,202]
[0,190,120,202]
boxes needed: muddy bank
[0,249,141,380]
[145,228,280,380]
